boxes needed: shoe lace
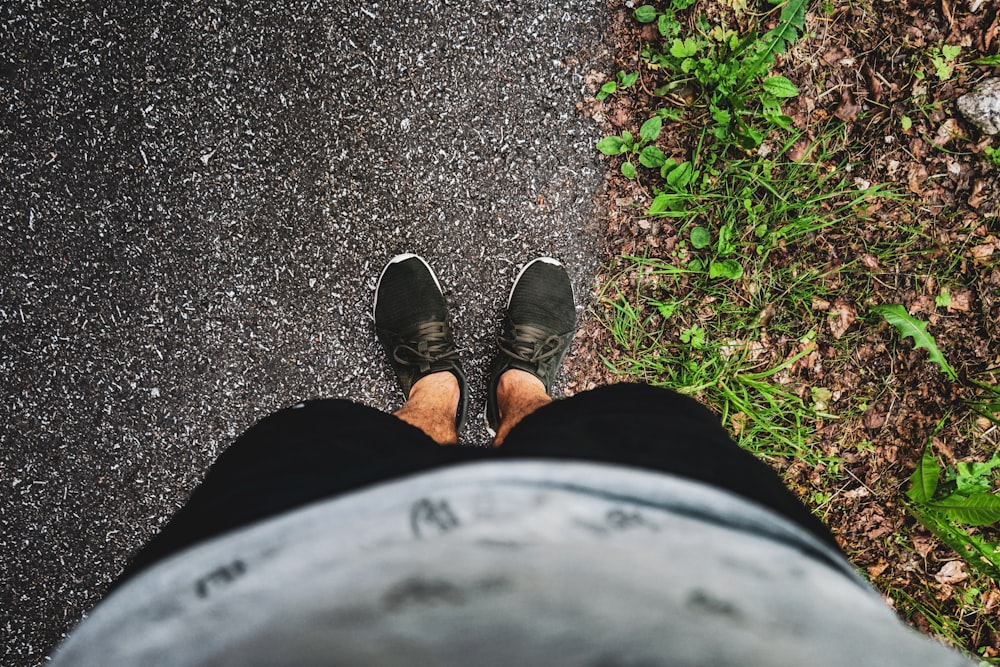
[392,321,459,372]
[498,324,565,366]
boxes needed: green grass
[595,0,1000,659]
[597,123,883,469]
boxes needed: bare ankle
[393,372,460,445]
[492,370,551,446]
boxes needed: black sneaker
[373,254,468,431]
[486,257,576,433]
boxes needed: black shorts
[119,383,837,583]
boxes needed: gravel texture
[0,2,610,663]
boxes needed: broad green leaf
[648,193,671,215]
[659,158,678,179]
[955,453,1000,495]
[639,116,663,143]
[906,449,940,503]
[647,192,690,216]
[666,160,694,189]
[690,226,710,249]
[596,81,617,101]
[929,493,1000,527]
[639,145,666,168]
[709,259,743,280]
[621,161,637,179]
[871,304,958,380]
[596,136,625,155]
[633,5,657,22]
[672,0,696,8]
[762,75,799,98]
[620,71,639,87]
[973,54,1000,66]
[670,38,699,58]
[658,13,680,38]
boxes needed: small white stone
[150,388,160,397]
[957,78,1000,135]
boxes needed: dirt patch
[565,0,1000,657]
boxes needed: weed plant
[595,0,1000,658]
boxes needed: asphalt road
[0,2,610,663]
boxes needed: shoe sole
[372,253,444,320]
[506,257,571,307]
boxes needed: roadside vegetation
[589,0,1000,658]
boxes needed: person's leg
[497,383,840,551]
[375,254,469,444]
[117,398,478,586]
[483,258,835,548]
[492,369,552,445]
[486,257,576,446]
[118,255,475,583]
[393,371,461,445]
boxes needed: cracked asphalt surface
[1,2,610,663]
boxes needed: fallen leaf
[834,89,861,121]
[968,179,987,208]
[844,486,871,500]
[828,299,857,339]
[972,244,996,259]
[909,295,936,315]
[863,62,883,102]
[788,137,814,162]
[984,588,1000,614]
[912,535,936,558]
[908,163,928,194]
[860,254,881,270]
[947,289,971,312]
[820,46,852,67]
[730,412,748,436]
[867,559,890,578]
[934,560,968,585]
[933,118,962,148]
[863,403,888,430]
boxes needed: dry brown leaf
[908,163,928,194]
[972,245,996,259]
[912,535,936,558]
[968,179,987,208]
[909,295,936,315]
[934,560,968,585]
[863,403,888,430]
[730,412,748,436]
[827,299,857,339]
[867,559,890,578]
[820,46,852,67]
[933,118,962,148]
[860,254,881,270]
[834,89,861,122]
[988,14,1000,51]
[984,588,1000,614]
[863,62,883,102]
[947,289,972,312]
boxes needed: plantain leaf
[871,304,957,380]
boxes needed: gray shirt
[51,461,975,666]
